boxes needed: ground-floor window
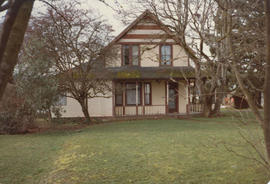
[126,83,141,105]
[56,93,67,106]
[115,83,123,106]
[144,83,151,105]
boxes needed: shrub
[0,84,35,134]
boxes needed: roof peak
[107,10,162,45]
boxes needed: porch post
[112,80,115,117]
[123,81,126,116]
[142,82,145,115]
[187,79,190,115]
[165,80,168,114]
[136,81,138,116]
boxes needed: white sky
[32,0,126,36]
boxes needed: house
[58,10,202,118]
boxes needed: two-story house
[59,10,200,118]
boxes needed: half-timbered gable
[108,10,189,68]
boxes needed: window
[123,45,130,65]
[122,45,139,66]
[126,83,141,105]
[144,83,152,105]
[144,83,151,105]
[115,83,123,106]
[56,94,67,106]
[160,45,172,65]
[132,45,139,65]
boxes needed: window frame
[56,93,67,106]
[125,82,142,106]
[144,82,152,106]
[159,44,173,66]
[121,44,140,66]
[115,83,124,106]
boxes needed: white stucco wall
[140,45,160,67]
[108,44,188,67]
[58,95,113,118]
[88,96,113,117]
[178,81,188,114]
[173,45,189,66]
[106,45,121,67]
[57,80,188,117]
[60,97,84,118]
[151,81,166,105]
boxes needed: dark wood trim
[165,81,168,114]
[133,25,162,30]
[159,44,173,66]
[171,44,174,66]
[114,79,195,83]
[136,81,138,115]
[123,81,126,115]
[188,79,191,104]
[121,45,124,66]
[121,44,140,66]
[129,44,132,66]
[106,10,160,47]
[187,79,190,115]
[142,82,145,115]
[159,45,161,66]
[115,82,124,106]
[112,80,115,117]
[118,42,177,45]
[176,82,179,113]
[138,44,141,66]
[144,82,152,106]
[123,34,169,39]
[104,10,177,53]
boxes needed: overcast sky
[32,0,126,36]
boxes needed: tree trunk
[264,0,270,161]
[202,96,213,117]
[78,98,91,123]
[0,0,34,100]
[47,108,53,123]
[211,87,224,116]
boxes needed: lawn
[0,115,269,184]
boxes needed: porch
[112,79,202,117]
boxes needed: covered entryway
[168,82,178,113]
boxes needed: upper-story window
[122,45,139,66]
[160,45,172,66]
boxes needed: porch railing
[115,105,166,116]
[187,103,203,113]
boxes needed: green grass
[0,116,269,184]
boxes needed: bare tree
[0,0,35,100]
[264,0,270,162]
[213,0,270,162]
[31,1,115,122]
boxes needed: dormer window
[160,45,172,66]
[122,45,139,66]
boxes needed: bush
[0,84,35,134]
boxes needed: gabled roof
[107,10,173,47]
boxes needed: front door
[168,82,178,113]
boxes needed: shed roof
[106,66,195,80]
